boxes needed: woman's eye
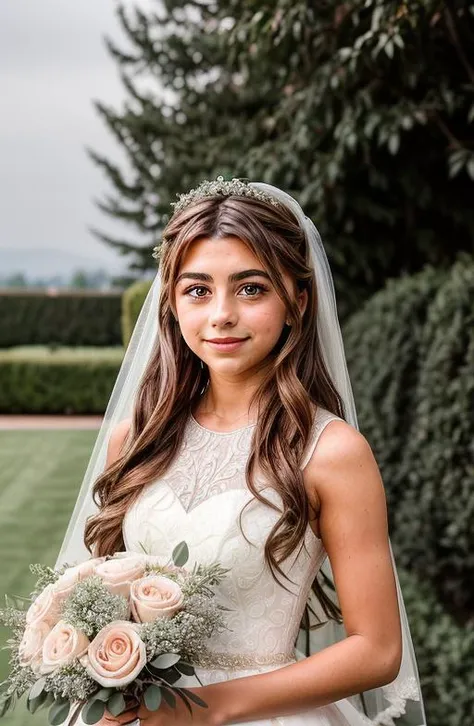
[185,284,267,299]
[186,286,208,298]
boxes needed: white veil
[54,181,427,726]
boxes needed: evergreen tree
[91,0,474,315]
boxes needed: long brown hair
[84,194,344,627]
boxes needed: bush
[122,280,153,347]
[0,347,123,414]
[0,290,122,348]
[343,254,474,620]
[399,568,474,726]
[342,264,446,521]
[394,253,474,619]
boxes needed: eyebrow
[176,269,272,284]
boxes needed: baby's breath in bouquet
[0,542,229,726]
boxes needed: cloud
[0,0,153,270]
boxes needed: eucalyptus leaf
[144,685,162,711]
[175,661,195,676]
[172,541,189,567]
[174,689,193,716]
[0,695,12,718]
[43,692,56,709]
[179,688,208,708]
[29,678,47,700]
[49,699,71,726]
[27,689,47,714]
[107,692,126,716]
[161,689,176,709]
[150,653,181,669]
[93,687,115,702]
[81,698,106,725]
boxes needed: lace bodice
[122,406,342,665]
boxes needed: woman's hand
[136,686,223,726]
[97,699,140,726]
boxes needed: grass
[0,346,124,363]
[0,429,98,726]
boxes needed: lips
[206,338,247,343]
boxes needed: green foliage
[343,264,447,520]
[394,253,474,619]
[0,348,123,414]
[399,568,474,725]
[343,254,474,620]
[122,279,153,347]
[0,291,122,347]
[91,0,473,315]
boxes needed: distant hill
[0,247,125,281]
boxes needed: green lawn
[0,429,98,726]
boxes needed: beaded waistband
[190,650,296,670]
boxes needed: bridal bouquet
[0,542,229,726]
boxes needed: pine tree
[91,0,474,315]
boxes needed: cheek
[251,306,285,334]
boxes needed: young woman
[57,178,426,726]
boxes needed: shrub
[122,280,153,347]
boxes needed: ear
[297,287,308,319]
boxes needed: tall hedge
[343,254,474,622]
[342,265,447,521]
[394,254,474,620]
[0,291,122,348]
[399,568,474,725]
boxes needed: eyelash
[183,283,269,300]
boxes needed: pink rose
[94,556,146,598]
[52,557,108,602]
[79,621,146,687]
[40,620,90,675]
[26,583,62,629]
[130,575,184,623]
[18,621,51,673]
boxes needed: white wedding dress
[117,405,375,726]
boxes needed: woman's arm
[200,421,403,725]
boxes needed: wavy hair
[84,194,345,626]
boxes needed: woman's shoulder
[302,403,369,470]
[105,418,133,468]
[305,405,378,494]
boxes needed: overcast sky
[0,0,154,273]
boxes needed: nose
[208,291,238,327]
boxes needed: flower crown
[152,176,283,260]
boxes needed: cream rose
[52,556,108,602]
[40,620,90,675]
[130,575,184,623]
[94,556,146,598]
[79,621,146,687]
[18,621,51,673]
[25,583,63,629]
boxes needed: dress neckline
[190,412,257,435]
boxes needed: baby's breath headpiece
[152,176,283,259]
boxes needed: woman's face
[174,235,307,378]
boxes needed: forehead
[178,235,258,267]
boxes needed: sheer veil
[54,180,427,726]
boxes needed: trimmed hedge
[0,290,122,348]
[0,348,124,414]
[343,254,474,621]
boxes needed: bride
[56,178,426,726]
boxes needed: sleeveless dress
[120,406,374,726]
